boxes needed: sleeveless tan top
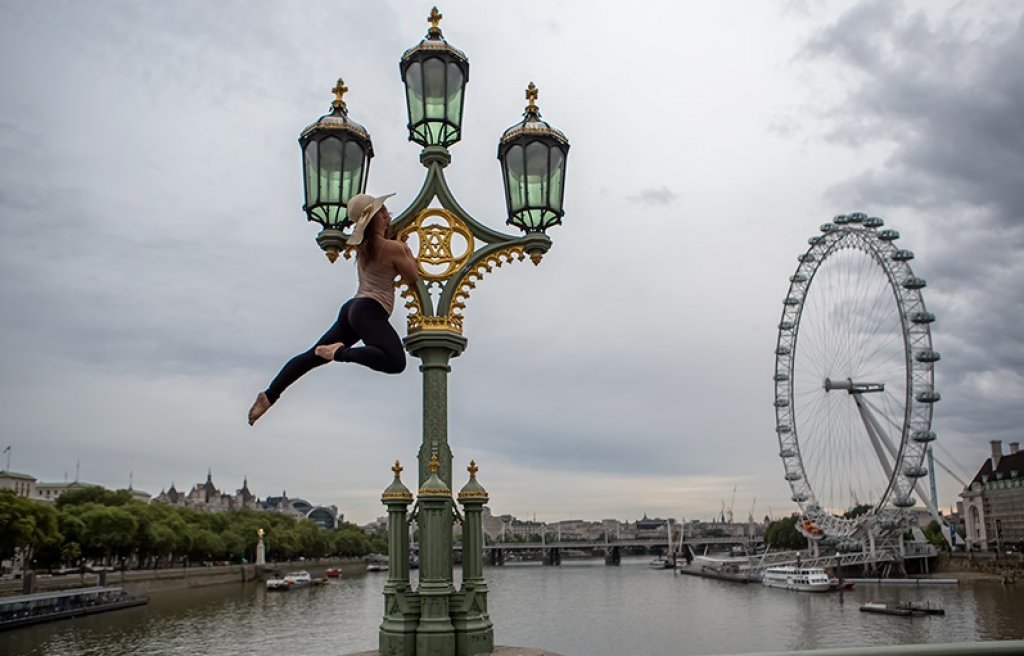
[355,254,398,315]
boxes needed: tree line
[0,487,386,572]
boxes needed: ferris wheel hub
[823,377,885,394]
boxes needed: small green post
[453,460,493,656]
[380,460,419,656]
[415,455,456,656]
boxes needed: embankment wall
[0,558,365,597]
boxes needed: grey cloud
[806,2,1024,230]
[629,186,678,207]
[797,2,1024,454]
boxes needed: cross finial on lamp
[525,82,539,113]
[392,460,403,476]
[467,460,479,477]
[428,454,440,473]
[428,7,443,37]
[331,78,348,110]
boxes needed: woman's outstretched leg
[249,299,358,425]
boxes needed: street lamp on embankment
[292,8,569,656]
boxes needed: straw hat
[346,192,396,246]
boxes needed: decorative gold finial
[467,460,479,477]
[525,82,539,113]
[257,527,264,539]
[428,454,440,473]
[331,78,348,110]
[428,7,443,37]
[392,460,403,476]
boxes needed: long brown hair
[356,210,390,262]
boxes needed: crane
[726,486,737,524]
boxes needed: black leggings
[264,298,406,403]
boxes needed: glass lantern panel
[504,144,527,213]
[304,140,318,208]
[524,141,551,211]
[341,141,365,212]
[445,61,464,140]
[423,58,446,119]
[405,61,425,125]
[318,137,343,225]
[547,147,566,212]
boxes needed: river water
[2,558,1022,656]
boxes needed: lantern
[298,79,373,261]
[498,83,570,233]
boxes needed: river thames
[2,558,1022,656]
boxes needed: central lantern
[400,7,469,148]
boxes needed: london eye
[773,213,941,546]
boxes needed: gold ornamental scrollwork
[398,208,475,282]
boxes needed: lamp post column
[453,462,493,656]
[415,456,457,656]
[404,331,467,489]
[380,461,418,656]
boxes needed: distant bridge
[479,536,764,566]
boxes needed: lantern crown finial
[427,7,443,38]
[392,459,403,476]
[525,82,539,114]
[468,460,479,477]
[331,78,349,111]
[428,454,440,473]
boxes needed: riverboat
[366,554,388,572]
[0,586,148,631]
[324,567,342,578]
[649,556,675,570]
[265,577,290,591]
[283,571,312,586]
[681,555,757,583]
[860,601,945,617]
[761,566,831,592]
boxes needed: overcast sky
[1,1,1021,526]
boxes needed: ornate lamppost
[294,8,569,656]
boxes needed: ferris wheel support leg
[860,397,955,549]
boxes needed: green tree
[0,490,62,569]
[843,504,872,520]
[79,504,139,564]
[924,521,948,551]
[55,487,133,509]
[764,515,806,550]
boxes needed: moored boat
[265,578,290,591]
[860,601,945,616]
[324,567,342,578]
[283,570,312,586]
[761,566,831,592]
[0,586,148,631]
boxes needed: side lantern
[498,83,570,233]
[298,79,374,262]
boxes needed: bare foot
[248,392,272,426]
[315,343,345,361]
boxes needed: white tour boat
[761,566,831,592]
[283,571,312,586]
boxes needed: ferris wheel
[773,213,941,545]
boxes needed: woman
[248,192,419,426]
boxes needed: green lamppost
[295,8,568,656]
